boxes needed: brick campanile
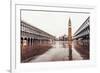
[68,18,72,60]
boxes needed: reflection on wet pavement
[29,41,83,62]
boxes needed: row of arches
[21,37,53,48]
[21,37,34,46]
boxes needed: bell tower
[68,18,72,60]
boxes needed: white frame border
[11,2,96,73]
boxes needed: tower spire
[68,18,71,26]
[68,17,72,40]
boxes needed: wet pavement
[29,41,83,62]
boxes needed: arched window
[21,37,23,45]
[23,37,27,46]
[31,38,33,46]
[28,38,30,46]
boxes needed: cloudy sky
[21,10,89,38]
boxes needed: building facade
[21,21,55,62]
